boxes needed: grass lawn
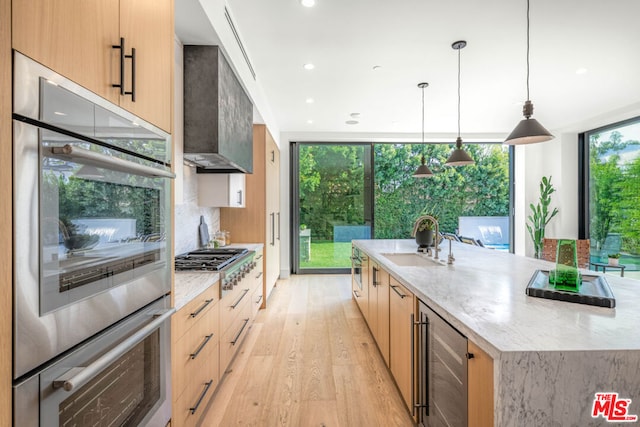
[300,241,352,269]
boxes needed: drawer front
[220,296,252,376]
[220,286,251,333]
[173,283,219,340]
[174,342,219,427]
[251,285,263,319]
[173,301,220,399]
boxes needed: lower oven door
[14,297,174,427]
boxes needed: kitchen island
[353,239,640,426]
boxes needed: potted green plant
[607,253,621,266]
[413,204,441,248]
[526,176,559,259]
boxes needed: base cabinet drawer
[173,342,219,427]
[173,283,219,340]
[220,286,251,333]
[220,296,251,376]
[173,302,220,399]
[251,285,263,319]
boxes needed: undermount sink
[381,253,444,267]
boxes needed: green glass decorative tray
[526,270,616,308]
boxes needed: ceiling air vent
[224,6,256,81]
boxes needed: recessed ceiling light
[345,120,359,125]
[372,65,382,71]
[303,63,315,70]
[53,111,67,116]
[350,113,361,118]
[306,98,314,104]
[300,0,316,7]
[307,120,314,124]
[576,67,588,75]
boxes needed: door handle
[53,308,175,391]
[112,37,125,95]
[124,47,136,101]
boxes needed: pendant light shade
[504,0,554,145]
[413,82,434,178]
[445,40,474,167]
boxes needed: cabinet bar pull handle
[353,290,360,298]
[255,254,263,260]
[237,190,243,205]
[191,299,213,318]
[230,289,249,309]
[255,271,263,279]
[190,380,214,414]
[411,313,415,416]
[124,47,136,101]
[231,318,250,345]
[255,295,263,304]
[372,266,379,287]
[390,285,407,299]
[190,334,213,359]
[112,37,125,95]
[270,213,275,246]
[466,352,475,359]
[276,212,280,240]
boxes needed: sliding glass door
[291,143,373,274]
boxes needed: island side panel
[496,350,640,426]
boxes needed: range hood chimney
[183,45,253,173]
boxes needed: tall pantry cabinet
[221,124,280,307]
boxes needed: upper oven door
[12,52,175,379]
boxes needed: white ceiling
[176,0,640,139]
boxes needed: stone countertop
[353,239,640,358]
[174,271,220,311]
[173,243,263,311]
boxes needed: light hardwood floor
[198,274,414,427]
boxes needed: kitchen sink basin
[381,253,444,267]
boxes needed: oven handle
[49,144,176,179]
[52,308,175,392]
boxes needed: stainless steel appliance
[14,297,175,426]
[175,247,256,297]
[415,300,468,426]
[351,246,367,291]
[12,51,175,380]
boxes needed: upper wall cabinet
[197,174,246,208]
[12,0,173,133]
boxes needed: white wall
[514,103,640,257]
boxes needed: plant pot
[608,258,619,266]
[415,229,434,248]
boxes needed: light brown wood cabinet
[389,276,415,412]
[221,125,280,307]
[369,261,390,366]
[172,282,220,427]
[351,247,369,320]
[12,0,173,132]
[468,340,494,427]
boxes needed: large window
[580,117,640,276]
[291,142,512,273]
[374,143,511,250]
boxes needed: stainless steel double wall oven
[12,52,175,426]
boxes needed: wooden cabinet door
[468,340,494,427]
[119,0,173,132]
[265,130,280,298]
[375,265,390,366]
[389,276,414,410]
[12,0,120,105]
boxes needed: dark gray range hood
[183,45,253,173]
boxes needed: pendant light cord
[526,0,530,101]
[457,44,461,139]
[421,85,425,144]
